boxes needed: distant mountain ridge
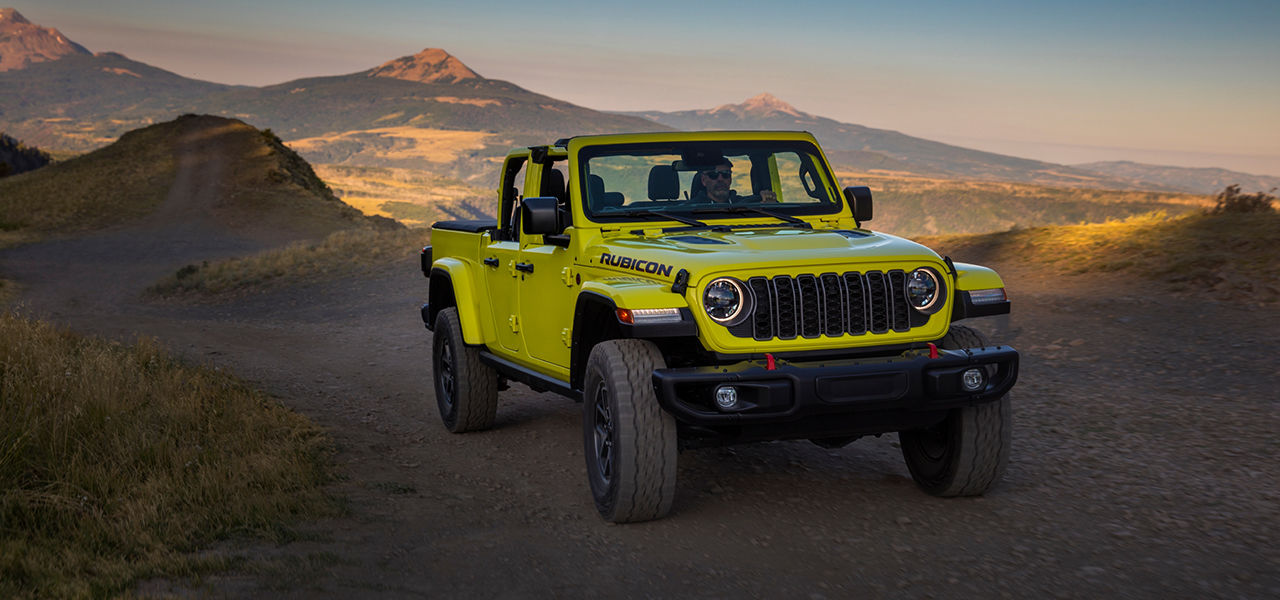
[0,11,664,176]
[0,8,90,71]
[1073,161,1280,196]
[0,9,1267,194]
[624,93,1152,190]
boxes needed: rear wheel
[582,339,678,523]
[899,325,1011,496]
[432,307,497,433]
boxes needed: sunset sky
[22,0,1280,176]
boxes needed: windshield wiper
[626,210,707,228]
[691,205,811,227]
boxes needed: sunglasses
[702,169,732,180]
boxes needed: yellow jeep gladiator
[421,131,1018,522]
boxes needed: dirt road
[3,137,1277,597]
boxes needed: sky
[21,0,1280,176]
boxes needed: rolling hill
[0,114,393,239]
[1072,161,1280,195]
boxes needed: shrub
[1208,184,1276,214]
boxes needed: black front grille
[741,270,915,340]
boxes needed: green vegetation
[151,228,427,297]
[0,133,53,178]
[922,209,1280,302]
[0,313,337,597]
[1207,184,1275,214]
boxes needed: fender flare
[429,259,488,345]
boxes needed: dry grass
[0,279,17,306]
[834,171,1212,236]
[0,125,177,233]
[0,313,337,597]
[288,127,493,163]
[314,164,490,227]
[150,228,428,297]
[920,210,1280,303]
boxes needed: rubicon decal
[600,252,674,277]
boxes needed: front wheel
[432,307,497,433]
[899,325,1012,496]
[582,339,678,523]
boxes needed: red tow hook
[766,353,777,370]
[927,343,939,359]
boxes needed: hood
[585,227,942,282]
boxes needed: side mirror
[844,186,873,222]
[521,196,560,236]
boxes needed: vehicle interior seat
[647,165,679,200]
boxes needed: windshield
[579,141,843,223]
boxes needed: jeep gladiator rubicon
[421,131,1018,523]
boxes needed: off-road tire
[432,307,498,433]
[899,324,1012,496]
[582,339,678,523]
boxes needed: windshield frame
[576,139,845,225]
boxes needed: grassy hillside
[0,313,336,597]
[0,119,179,233]
[150,228,427,298]
[0,115,399,243]
[920,210,1280,303]
[315,164,491,227]
[848,173,1212,237]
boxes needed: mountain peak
[1,7,31,24]
[0,7,91,71]
[368,48,481,84]
[711,93,804,118]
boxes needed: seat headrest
[648,165,679,200]
[588,174,605,199]
[541,168,567,201]
[600,192,624,209]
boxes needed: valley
[2,7,1278,597]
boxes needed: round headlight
[703,278,749,324]
[906,268,942,313]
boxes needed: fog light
[714,386,739,410]
[961,368,985,392]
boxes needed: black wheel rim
[915,426,949,462]
[438,341,456,412]
[906,417,955,483]
[591,386,615,485]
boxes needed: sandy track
[2,137,1277,597]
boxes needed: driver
[690,158,777,204]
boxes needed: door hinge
[560,327,572,347]
[561,266,576,287]
[508,260,517,276]
[508,315,520,332]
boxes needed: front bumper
[652,345,1018,440]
